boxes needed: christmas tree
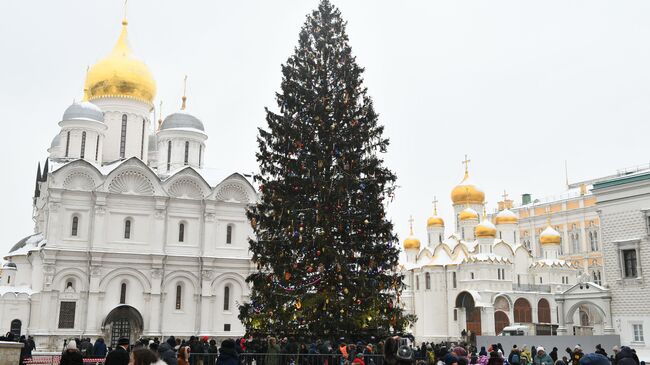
[239,0,414,338]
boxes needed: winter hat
[574,345,581,350]
[202,336,209,342]
[221,339,236,350]
[117,337,130,346]
[513,345,518,349]
[579,353,609,365]
[67,340,77,350]
[537,347,545,353]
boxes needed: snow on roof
[464,253,511,264]
[530,258,573,268]
[6,233,46,257]
[50,158,255,189]
[0,286,35,296]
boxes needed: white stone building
[0,18,256,350]
[401,165,615,342]
[593,166,650,353]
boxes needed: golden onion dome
[427,216,444,227]
[540,225,562,245]
[403,235,421,250]
[451,172,485,205]
[495,209,518,225]
[475,219,497,238]
[85,20,156,104]
[403,217,421,250]
[459,207,479,221]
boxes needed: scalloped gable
[163,166,212,199]
[100,157,166,196]
[209,173,257,204]
[493,240,515,257]
[50,159,104,191]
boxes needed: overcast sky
[1,1,649,254]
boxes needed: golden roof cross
[502,190,509,202]
[408,215,415,235]
[462,154,471,174]
[181,75,188,110]
[432,196,439,215]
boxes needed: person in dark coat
[93,338,108,358]
[594,345,607,359]
[487,352,503,365]
[105,337,130,365]
[60,340,84,365]
[615,347,639,365]
[549,348,558,363]
[216,339,239,365]
[79,338,93,358]
[158,342,178,365]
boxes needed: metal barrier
[190,353,386,365]
[24,356,105,365]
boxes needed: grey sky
[1,1,649,253]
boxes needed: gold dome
[427,216,444,227]
[459,207,479,221]
[540,226,562,245]
[403,235,421,250]
[475,219,497,238]
[451,172,485,205]
[85,20,156,104]
[403,216,421,250]
[495,209,518,225]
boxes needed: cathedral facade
[0,18,255,350]
[400,165,614,341]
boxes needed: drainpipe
[82,195,97,338]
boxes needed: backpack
[511,354,520,365]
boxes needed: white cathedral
[399,166,614,341]
[0,18,256,350]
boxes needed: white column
[603,298,615,334]
[556,299,568,335]
[483,307,496,336]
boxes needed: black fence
[189,353,387,365]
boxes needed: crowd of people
[12,335,646,365]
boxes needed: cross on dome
[462,154,471,175]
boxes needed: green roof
[593,171,650,190]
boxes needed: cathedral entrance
[494,311,509,335]
[102,305,144,348]
[456,292,482,337]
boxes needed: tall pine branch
[239,0,415,338]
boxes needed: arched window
[184,141,189,165]
[80,131,86,158]
[514,298,532,323]
[120,283,127,304]
[66,281,74,290]
[71,216,79,236]
[179,223,185,242]
[65,131,71,157]
[198,145,203,167]
[226,225,233,244]
[223,286,230,311]
[452,271,457,288]
[175,284,182,310]
[95,135,100,161]
[120,114,127,158]
[415,275,419,290]
[438,234,442,243]
[124,219,132,239]
[10,319,21,337]
[166,141,172,172]
[538,298,551,323]
[425,272,431,290]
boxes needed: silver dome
[62,101,104,122]
[160,111,204,132]
[50,133,61,149]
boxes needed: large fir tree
[239,0,414,338]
